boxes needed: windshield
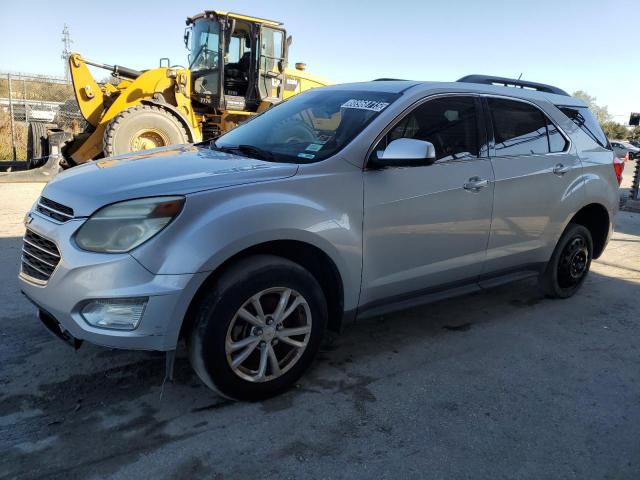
[214,89,400,163]
[189,19,220,72]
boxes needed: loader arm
[67,53,199,163]
[69,53,106,127]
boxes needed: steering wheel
[191,47,219,70]
[270,120,317,144]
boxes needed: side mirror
[286,35,293,47]
[183,28,191,49]
[375,138,436,167]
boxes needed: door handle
[553,163,570,175]
[463,177,489,192]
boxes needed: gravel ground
[1,178,639,480]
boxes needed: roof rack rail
[373,78,408,81]
[457,74,569,96]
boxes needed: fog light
[80,298,148,330]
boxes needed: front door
[360,95,494,308]
[258,26,286,104]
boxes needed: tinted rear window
[558,105,609,149]
[489,98,560,156]
[488,98,549,156]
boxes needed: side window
[380,96,480,161]
[488,98,550,156]
[547,120,569,153]
[558,105,609,149]
[228,36,241,63]
[261,27,285,71]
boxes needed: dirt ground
[1,169,639,479]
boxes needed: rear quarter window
[557,105,610,149]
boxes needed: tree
[628,126,640,141]
[601,121,629,140]
[572,90,611,123]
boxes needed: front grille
[37,196,74,222]
[21,229,61,283]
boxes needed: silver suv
[19,75,620,400]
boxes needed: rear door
[481,96,582,277]
[360,95,494,308]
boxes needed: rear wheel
[539,223,593,298]
[188,255,327,401]
[26,121,49,166]
[103,105,189,157]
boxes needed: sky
[1,0,638,121]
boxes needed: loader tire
[27,121,49,167]
[103,105,189,157]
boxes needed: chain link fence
[0,72,82,162]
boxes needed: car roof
[323,80,586,107]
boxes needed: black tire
[26,121,49,166]
[103,105,189,157]
[539,223,593,298]
[187,255,328,401]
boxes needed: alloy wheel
[225,287,312,383]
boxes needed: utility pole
[61,24,73,84]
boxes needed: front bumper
[18,211,207,351]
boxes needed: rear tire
[26,121,49,166]
[187,255,327,401]
[103,105,189,157]
[539,223,593,298]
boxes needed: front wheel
[103,105,189,157]
[539,223,593,298]
[188,255,327,400]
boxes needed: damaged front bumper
[18,211,208,351]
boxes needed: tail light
[613,156,625,185]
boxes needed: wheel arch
[179,239,346,342]
[567,203,611,259]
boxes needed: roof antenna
[517,72,523,80]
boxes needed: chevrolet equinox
[19,75,621,400]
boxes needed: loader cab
[185,11,289,118]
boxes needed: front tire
[103,105,189,157]
[187,255,327,401]
[539,223,593,298]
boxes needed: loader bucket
[0,155,61,183]
[0,130,70,183]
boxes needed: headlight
[75,196,184,253]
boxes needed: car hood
[42,145,299,217]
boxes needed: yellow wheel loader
[28,11,330,172]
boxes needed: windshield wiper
[213,142,275,161]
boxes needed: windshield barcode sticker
[298,153,316,159]
[341,99,390,112]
